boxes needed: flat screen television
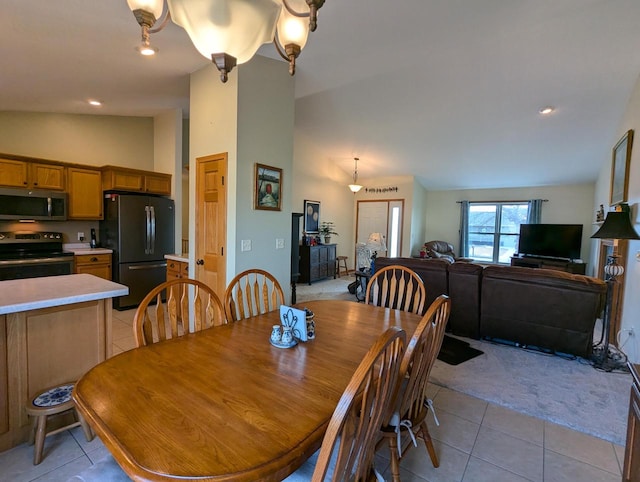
[517,224,583,260]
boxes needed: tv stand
[510,256,586,275]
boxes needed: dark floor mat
[437,335,484,366]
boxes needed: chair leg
[28,414,37,445]
[33,415,47,465]
[76,409,95,442]
[419,421,439,468]
[387,435,402,482]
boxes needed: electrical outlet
[241,239,252,252]
[275,238,285,249]
[77,232,85,241]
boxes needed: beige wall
[599,71,640,363]
[0,111,153,168]
[424,183,596,268]
[189,56,295,296]
[0,111,156,243]
[291,131,354,264]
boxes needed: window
[466,202,529,264]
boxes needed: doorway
[355,200,404,269]
[195,153,227,297]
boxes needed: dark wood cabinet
[624,363,640,481]
[299,244,337,285]
[510,256,586,275]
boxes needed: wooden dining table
[73,300,422,481]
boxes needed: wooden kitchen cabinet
[624,363,640,481]
[167,259,188,281]
[75,253,112,280]
[0,158,65,190]
[299,244,337,285]
[67,167,103,220]
[102,166,172,196]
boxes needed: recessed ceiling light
[88,100,102,107]
[539,106,555,115]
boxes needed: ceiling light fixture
[88,100,102,107]
[126,0,326,83]
[348,157,363,193]
[539,106,555,115]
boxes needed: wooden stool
[336,256,349,277]
[25,383,94,465]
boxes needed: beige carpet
[295,276,632,445]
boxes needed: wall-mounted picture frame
[610,129,634,206]
[255,163,282,211]
[304,200,320,233]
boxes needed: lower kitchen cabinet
[167,258,188,281]
[75,253,112,280]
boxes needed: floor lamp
[591,208,640,371]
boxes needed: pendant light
[126,0,326,83]
[348,157,363,193]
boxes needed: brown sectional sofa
[374,257,607,357]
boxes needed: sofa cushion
[480,265,606,357]
[447,262,484,339]
[375,257,449,312]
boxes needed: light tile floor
[0,308,626,482]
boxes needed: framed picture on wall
[304,200,320,233]
[610,129,634,206]
[255,163,282,211]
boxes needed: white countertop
[165,254,188,262]
[67,248,113,255]
[0,274,129,315]
[63,243,113,255]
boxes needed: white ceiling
[2,0,640,190]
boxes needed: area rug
[437,335,484,365]
[430,335,632,446]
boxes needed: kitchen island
[0,274,128,452]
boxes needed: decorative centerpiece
[270,306,315,348]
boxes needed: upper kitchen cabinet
[102,166,171,196]
[0,158,65,190]
[67,167,103,220]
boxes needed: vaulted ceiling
[2,1,640,189]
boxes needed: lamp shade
[366,232,387,251]
[276,0,309,49]
[591,211,640,240]
[167,0,281,64]
[127,0,164,19]
[348,184,363,193]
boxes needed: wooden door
[195,153,227,298]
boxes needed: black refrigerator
[100,193,175,310]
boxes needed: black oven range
[0,231,74,281]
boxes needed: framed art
[610,129,634,206]
[255,163,282,211]
[304,200,320,233]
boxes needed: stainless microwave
[0,188,67,221]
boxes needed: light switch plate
[276,238,285,249]
[241,239,252,252]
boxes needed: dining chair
[365,264,427,315]
[224,268,285,322]
[381,294,451,481]
[302,326,406,481]
[133,278,225,347]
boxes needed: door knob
[196,259,204,265]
